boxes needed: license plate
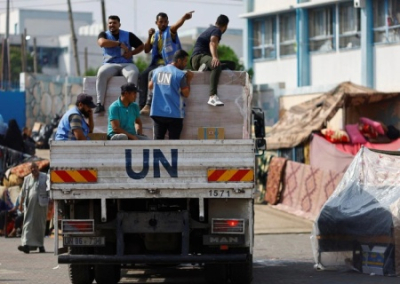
[203,235,245,245]
[63,236,105,247]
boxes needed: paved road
[1,212,399,283]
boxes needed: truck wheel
[94,265,121,284]
[229,255,253,284]
[204,263,228,284]
[68,248,94,284]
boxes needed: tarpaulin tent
[266,82,400,150]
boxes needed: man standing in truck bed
[148,50,193,140]
[190,14,230,107]
[95,15,144,114]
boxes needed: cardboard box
[361,245,387,275]
[198,127,225,140]
[88,133,108,140]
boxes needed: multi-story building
[241,0,400,124]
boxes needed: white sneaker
[198,63,207,72]
[208,95,224,107]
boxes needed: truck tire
[204,263,228,284]
[94,265,121,284]
[68,248,94,284]
[229,255,253,284]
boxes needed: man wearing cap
[107,83,146,140]
[55,93,95,141]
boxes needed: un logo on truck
[125,149,178,179]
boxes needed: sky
[1,0,245,37]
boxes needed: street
[1,233,399,284]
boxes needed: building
[240,0,400,125]
[0,9,102,77]
[179,27,243,59]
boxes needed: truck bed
[50,139,255,199]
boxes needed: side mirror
[252,108,266,150]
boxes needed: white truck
[49,71,265,284]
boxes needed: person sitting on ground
[107,83,147,140]
[55,93,95,141]
[3,192,23,237]
[149,49,193,140]
[95,15,144,114]
[190,14,230,107]
[139,11,194,116]
[0,188,15,236]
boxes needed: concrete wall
[375,44,400,92]
[0,9,92,36]
[310,49,362,86]
[253,0,295,11]
[21,73,83,128]
[253,57,297,90]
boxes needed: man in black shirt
[95,15,144,113]
[190,15,229,107]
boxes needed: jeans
[138,64,162,108]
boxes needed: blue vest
[150,65,186,118]
[151,27,182,66]
[55,107,90,141]
[102,30,132,64]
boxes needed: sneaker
[207,95,224,107]
[94,103,105,114]
[198,63,207,72]
[140,105,150,116]
[39,246,46,253]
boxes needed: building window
[252,17,276,60]
[339,2,361,49]
[279,12,296,56]
[373,0,400,43]
[309,6,335,52]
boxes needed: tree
[6,45,39,84]
[135,56,150,73]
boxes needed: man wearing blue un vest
[95,15,144,114]
[149,50,193,140]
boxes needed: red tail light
[211,218,245,234]
[62,220,94,235]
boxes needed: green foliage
[6,46,40,83]
[184,44,244,71]
[217,45,244,70]
[135,56,150,73]
[84,67,98,76]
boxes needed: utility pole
[33,37,38,74]
[84,47,88,75]
[1,0,10,89]
[101,0,107,31]
[67,0,81,76]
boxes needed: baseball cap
[121,83,138,93]
[76,93,96,108]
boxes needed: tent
[266,82,400,150]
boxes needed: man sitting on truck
[55,93,95,141]
[95,15,144,114]
[148,49,193,140]
[107,83,147,140]
[190,14,230,107]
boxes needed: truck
[49,71,265,284]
